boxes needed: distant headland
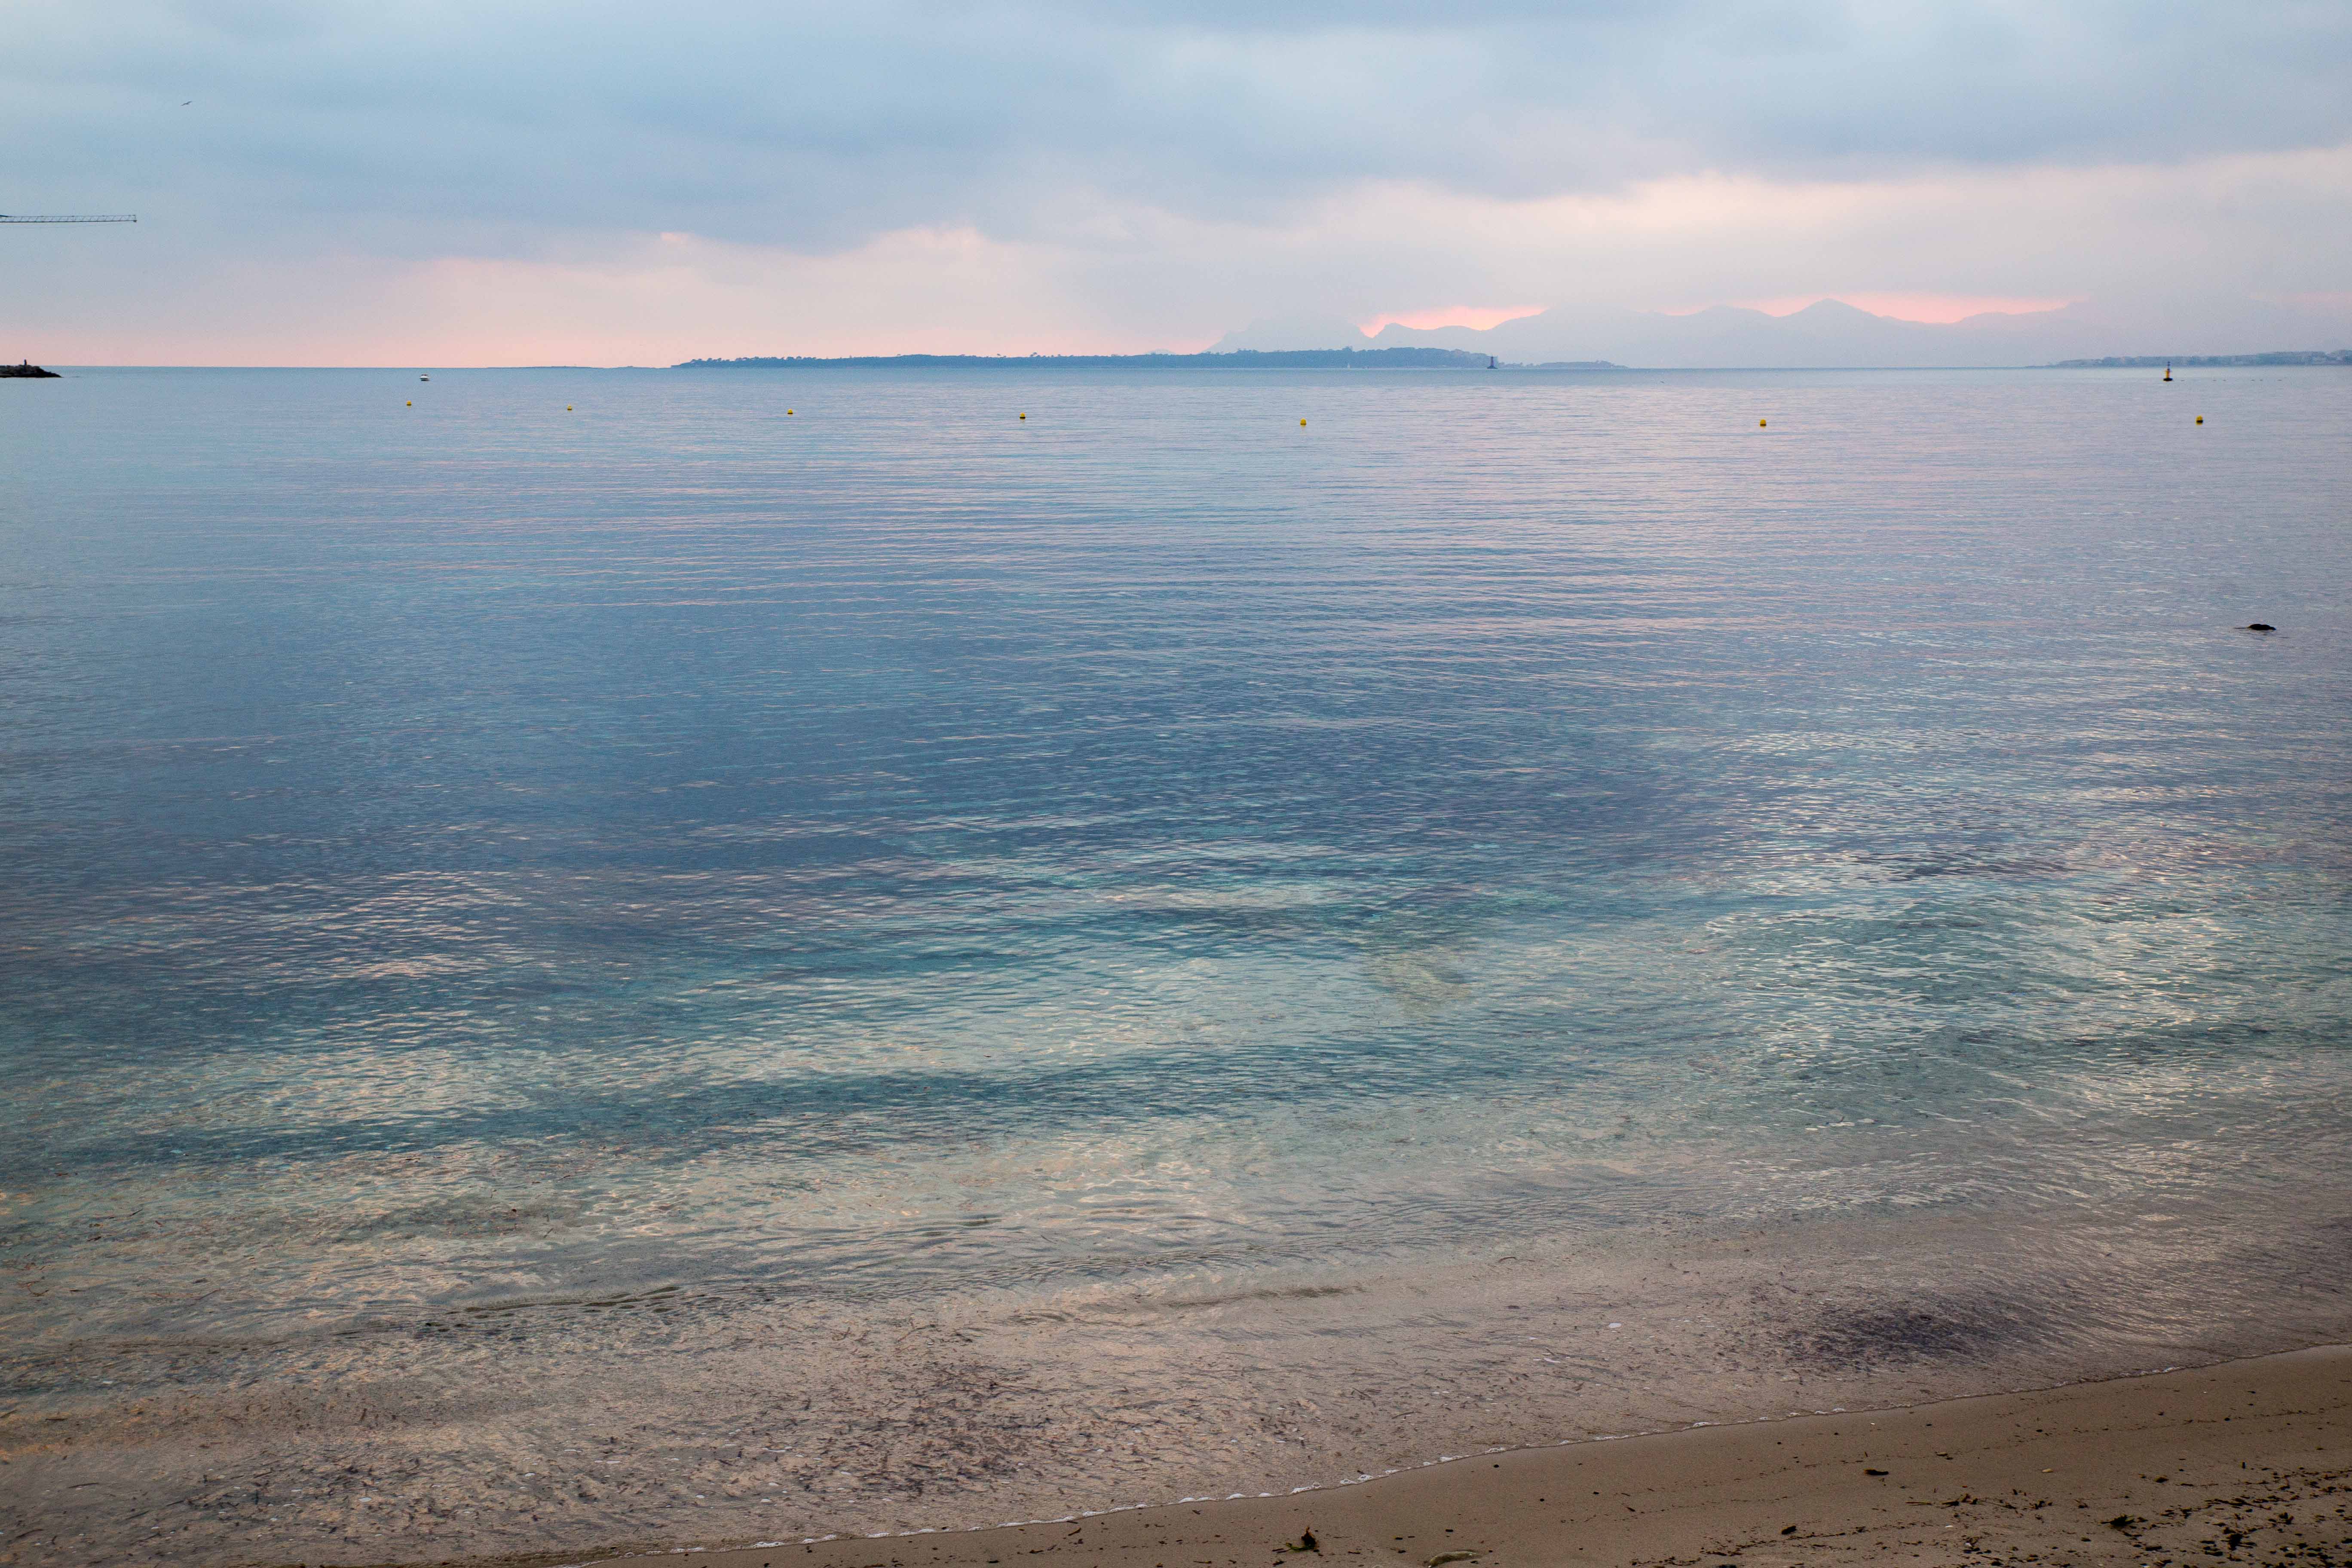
[3,360,61,378]
[676,348,1621,371]
[2049,350,2351,368]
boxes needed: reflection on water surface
[2,364,2348,1564]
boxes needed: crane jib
[0,214,139,223]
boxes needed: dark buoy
[2244,623,2275,633]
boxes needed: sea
[3,363,2349,1565]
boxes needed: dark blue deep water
[3,364,2349,1562]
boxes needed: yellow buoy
[2196,415,2204,424]
[787,409,793,415]
[566,405,573,411]
[1300,418,1307,426]
[1019,413,1026,420]
[1759,418,1767,427]
[405,400,411,407]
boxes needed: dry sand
[562,1346,2351,1568]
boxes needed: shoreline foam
[12,1199,2352,1566]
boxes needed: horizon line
[17,350,2352,373]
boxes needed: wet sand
[566,1346,2352,1568]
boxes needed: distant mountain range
[1213,296,2352,369]
[678,348,1499,370]
[677,303,2352,373]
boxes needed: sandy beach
[559,1346,2351,1568]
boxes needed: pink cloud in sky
[1357,304,1547,335]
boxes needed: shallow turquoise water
[3,364,2348,1561]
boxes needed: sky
[4,1,2350,364]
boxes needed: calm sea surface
[3,364,2349,1563]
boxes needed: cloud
[19,142,2346,367]
[12,1,2352,242]
[5,2,2349,360]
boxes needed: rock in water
[2244,622,2277,632]
[2,360,61,379]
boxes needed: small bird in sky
[181,100,192,106]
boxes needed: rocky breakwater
[3,360,61,377]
